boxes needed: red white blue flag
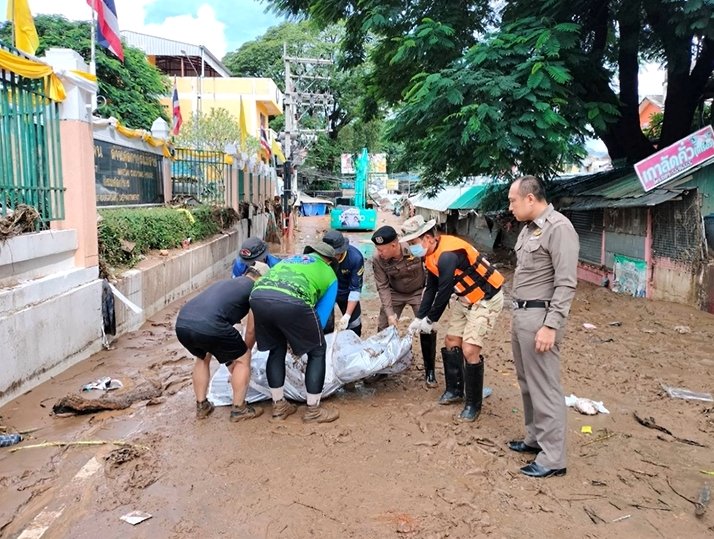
[172,86,183,136]
[87,0,125,61]
[260,126,271,155]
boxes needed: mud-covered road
[1,212,713,538]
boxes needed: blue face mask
[409,244,426,257]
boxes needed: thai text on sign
[635,125,714,192]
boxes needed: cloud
[140,5,227,58]
[2,0,283,59]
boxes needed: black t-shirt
[177,277,254,328]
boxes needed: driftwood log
[52,379,162,415]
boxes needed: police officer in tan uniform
[403,216,504,422]
[371,226,437,387]
[507,176,579,478]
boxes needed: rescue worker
[249,241,340,423]
[370,225,437,387]
[175,262,270,421]
[507,175,578,478]
[322,230,365,336]
[232,237,282,278]
[403,216,504,422]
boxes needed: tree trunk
[660,38,714,146]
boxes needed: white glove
[335,313,351,332]
[418,317,435,334]
[408,318,423,334]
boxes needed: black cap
[238,237,268,263]
[371,226,398,245]
[322,230,349,254]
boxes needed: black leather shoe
[507,440,541,454]
[519,462,566,478]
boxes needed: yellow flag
[7,0,40,55]
[239,96,249,148]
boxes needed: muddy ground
[1,211,713,539]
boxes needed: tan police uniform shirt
[372,246,426,318]
[512,203,579,330]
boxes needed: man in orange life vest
[402,216,504,421]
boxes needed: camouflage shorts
[446,291,504,347]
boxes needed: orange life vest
[424,235,504,303]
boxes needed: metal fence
[0,43,64,225]
[171,148,231,205]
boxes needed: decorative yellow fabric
[114,122,172,158]
[0,49,66,101]
[70,70,98,83]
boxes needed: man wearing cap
[402,215,504,423]
[176,262,270,422]
[507,176,578,478]
[249,241,340,423]
[322,230,365,336]
[232,237,282,278]
[371,225,437,387]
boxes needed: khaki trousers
[377,290,423,332]
[511,308,567,469]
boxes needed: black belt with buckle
[512,299,550,309]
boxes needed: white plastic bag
[208,326,413,404]
[565,394,610,415]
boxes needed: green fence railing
[0,43,64,226]
[171,147,230,205]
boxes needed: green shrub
[98,205,238,272]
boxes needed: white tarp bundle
[208,326,413,405]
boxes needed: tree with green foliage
[266,0,714,189]
[0,15,168,129]
[175,107,260,154]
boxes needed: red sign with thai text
[635,125,714,192]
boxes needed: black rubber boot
[458,356,484,422]
[438,347,463,404]
[419,332,438,388]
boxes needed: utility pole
[282,42,334,220]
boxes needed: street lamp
[180,49,202,119]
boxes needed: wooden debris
[634,412,707,448]
[583,506,606,524]
[9,440,149,453]
[581,430,616,446]
[633,412,673,436]
[52,379,162,415]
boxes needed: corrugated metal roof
[559,169,688,210]
[562,189,683,210]
[410,186,469,212]
[450,185,487,210]
[121,31,231,78]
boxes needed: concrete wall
[0,267,102,405]
[113,213,269,334]
[651,256,699,307]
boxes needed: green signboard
[94,140,163,206]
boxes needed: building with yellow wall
[121,31,283,162]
